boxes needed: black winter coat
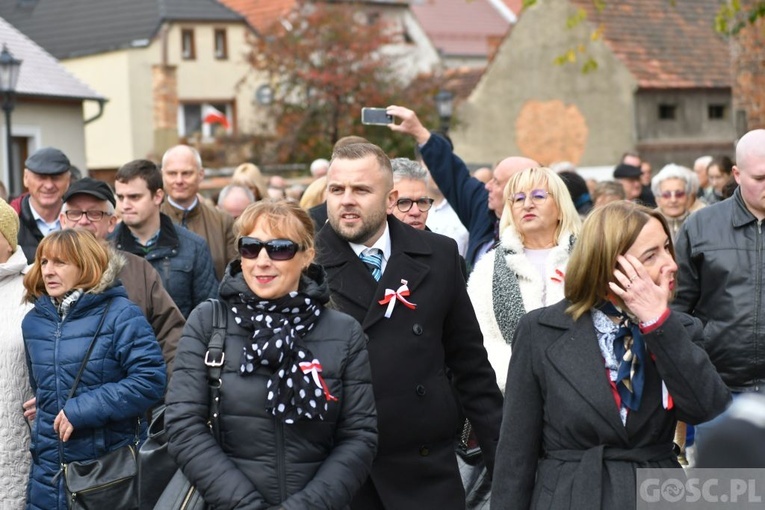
[165,262,377,510]
[316,217,503,510]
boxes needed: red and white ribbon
[662,381,673,410]
[299,360,338,402]
[378,279,417,318]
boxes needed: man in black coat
[316,142,503,510]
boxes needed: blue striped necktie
[359,249,383,281]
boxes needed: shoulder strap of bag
[57,299,113,476]
[204,298,227,441]
[67,299,113,401]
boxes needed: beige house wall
[452,0,638,167]
[64,51,134,169]
[63,22,258,170]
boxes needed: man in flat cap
[17,147,72,262]
[613,162,643,202]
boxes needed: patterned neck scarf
[597,301,646,412]
[55,289,83,320]
[231,290,333,424]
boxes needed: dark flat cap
[613,163,641,179]
[62,177,115,207]
[25,147,71,175]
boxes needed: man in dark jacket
[673,128,765,398]
[111,159,218,318]
[60,177,185,374]
[316,142,503,510]
[387,106,537,269]
[17,147,72,262]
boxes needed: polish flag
[202,104,230,129]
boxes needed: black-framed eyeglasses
[395,197,434,213]
[238,237,302,261]
[64,210,111,221]
[509,189,552,207]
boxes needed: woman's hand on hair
[608,254,670,323]
[53,410,75,442]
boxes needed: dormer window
[214,29,228,60]
[181,29,195,60]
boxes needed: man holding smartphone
[386,106,538,270]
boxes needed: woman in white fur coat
[467,167,582,391]
[0,198,33,509]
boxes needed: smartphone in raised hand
[361,107,392,126]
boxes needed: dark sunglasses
[238,237,301,261]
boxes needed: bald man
[160,144,237,280]
[673,128,765,403]
[388,106,537,268]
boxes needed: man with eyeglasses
[16,147,72,262]
[59,177,185,374]
[386,106,538,270]
[111,159,218,318]
[389,158,433,231]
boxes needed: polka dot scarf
[231,290,332,424]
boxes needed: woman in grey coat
[491,201,730,510]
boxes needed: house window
[214,29,228,60]
[658,104,676,120]
[177,102,233,138]
[708,104,726,120]
[181,29,195,60]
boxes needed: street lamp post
[0,45,22,198]
[434,89,454,135]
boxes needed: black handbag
[64,443,138,510]
[58,301,140,510]
[139,299,226,510]
[456,419,491,510]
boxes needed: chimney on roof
[152,64,179,155]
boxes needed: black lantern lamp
[0,44,22,198]
[434,89,454,135]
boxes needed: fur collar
[88,248,126,295]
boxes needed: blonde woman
[232,162,267,201]
[492,202,729,509]
[467,167,581,391]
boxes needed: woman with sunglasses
[466,167,581,392]
[164,200,377,509]
[651,164,698,241]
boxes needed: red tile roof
[502,0,523,16]
[571,0,730,89]
[218,0,296,32]
[410,0,511,58]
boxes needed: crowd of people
[0,106,762,510]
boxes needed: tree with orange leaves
[248,2,444,164]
